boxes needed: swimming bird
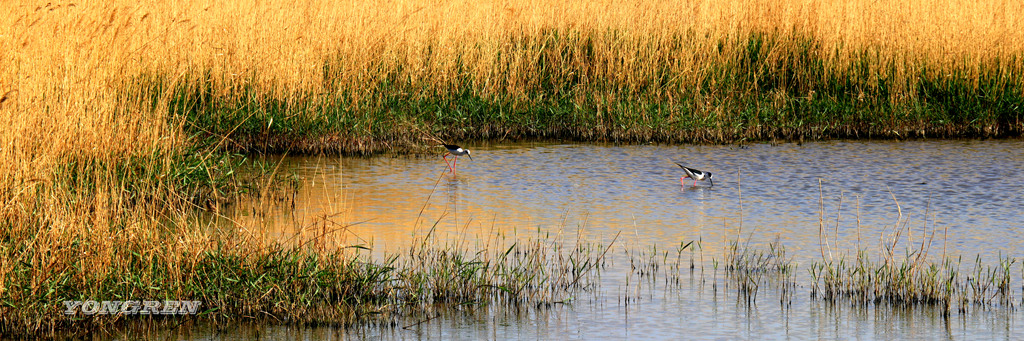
[442,144,472,174]
[674,162,713,187]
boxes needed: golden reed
[2,0,1020,160]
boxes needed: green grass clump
[810,187,1020,313]
[0,208,605,339]
[810,253,1018,313]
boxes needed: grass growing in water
[810,251,1018,313]
[0,206,610,339]
[809,187,1020,313]
[725,238,797,304]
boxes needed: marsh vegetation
[2,0,1023,338]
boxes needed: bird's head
[708,173,714,186]
[466,149,473,160]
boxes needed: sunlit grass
[3,0,1022,155]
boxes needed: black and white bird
[674,162,714,187]
[442,144,472,174]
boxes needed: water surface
[243,139,1023,259]
[200,139,1024,340]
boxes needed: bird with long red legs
[442,144,472,175]
[674,162,714,187]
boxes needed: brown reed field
[1,0,1023,337]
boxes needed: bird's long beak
[709,178,714,187]
[468,153,473,161]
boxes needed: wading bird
[442,144,472,175]
[675,162,713,187]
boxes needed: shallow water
[238,139,1024,260]
[195,139,1024,339]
